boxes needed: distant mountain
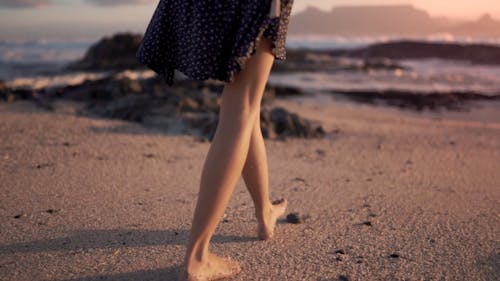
[452,14,500,36]
[289,5,500,37]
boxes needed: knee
[218,102,260,135]
[221,103,260,130]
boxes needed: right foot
[257,198,288,240]
[180,253,242,281]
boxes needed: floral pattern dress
[135,0,294,87]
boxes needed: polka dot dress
[135,0,294,87]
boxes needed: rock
[111,74,142,94]
[259,109,276,139]
[334,249,346,255]
[267,107,326,139]
[37,70,326,141]
[315,149,326,156]
[66,32,143,71]
[35,163,54,169]
[88,94,153,122]
[177,96,200,112]
[8,88,36,102]
[61,76,115,101]
[285,212,303,224]
[272,85,304,96]
[61,74,147,102]
[389,253,400,258]
[149,104,177,116]
[181,112,219,141]
[269,107,290,134]
[330,40,500,65]
[0,79,7,101]
[338,275,350,281]
[329,89,500,112]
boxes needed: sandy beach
[0,96,499,281]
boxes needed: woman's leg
[182,36,276,281]
[242,114,288,240]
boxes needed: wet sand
[0,98,499,281]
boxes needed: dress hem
[136,0,289,88]
[155,17,285,88]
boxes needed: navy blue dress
[135,0,294,87]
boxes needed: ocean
[1,35,500,97]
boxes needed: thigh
[220,35,275,118]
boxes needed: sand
[0,97,499,281]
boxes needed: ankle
[255,202,272,221]
[185,244,209,266]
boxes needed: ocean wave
[0,39,94,64]
[0,37,98,46]
[4,69,157,90]
[268,58,500,96]
[286,34,500,50]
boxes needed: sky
[0,0,499,41]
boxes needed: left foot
[257,198,288,241]
[179,253,242,281]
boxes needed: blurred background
[1,0,500,120]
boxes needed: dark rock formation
[88,94,153,122]
[260,107,325,140]
[0,79,7,101]
[330,89,500,111]
[65,32,143,71]
[60,75,143,102]
[0,80,54,110]
[329,41,500,65]
[263,85,305,99]
[16,73,326,141]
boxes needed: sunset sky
[0,0,499,40]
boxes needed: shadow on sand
[0,228,258,254]
[54,266,183,281]
[0,228,259,280]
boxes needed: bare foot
[179,253,242,281]
[257,198,288,240]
